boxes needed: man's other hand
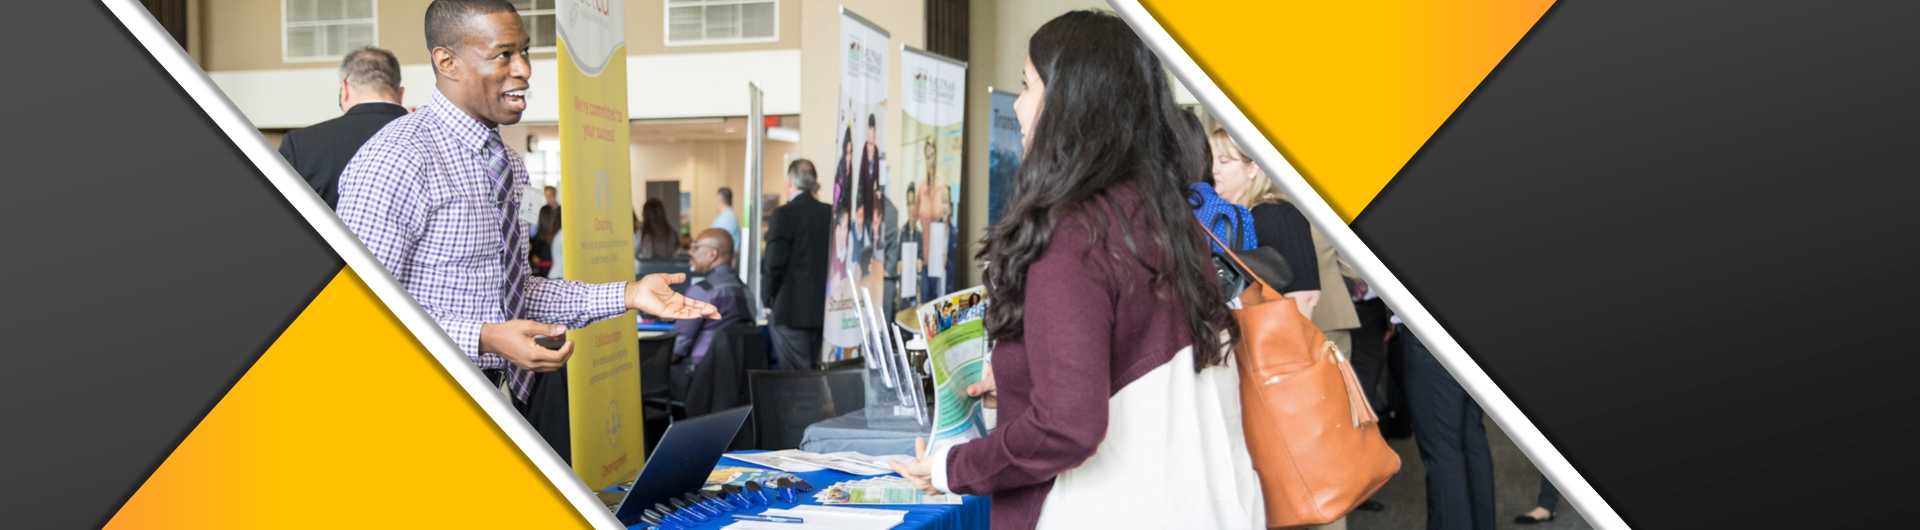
[479,320,573,372]
[629,273,720,320]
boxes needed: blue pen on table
[732,514,805,524]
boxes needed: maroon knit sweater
[947,185,1196,529]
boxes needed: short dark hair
[867,114,876,128]
[425,0,518,53]
[788,159,819,194]
[717,187,734,206]
[340,47,402,96]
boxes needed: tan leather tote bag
[1206,230,1400,529]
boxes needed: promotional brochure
[917,287,989,450]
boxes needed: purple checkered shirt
[337,91,628,402]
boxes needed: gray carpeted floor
[1347,417,1592,530]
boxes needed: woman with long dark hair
[888,10,1263,529]
[637,198,680,260]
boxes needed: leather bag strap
[1201,226,1281,301]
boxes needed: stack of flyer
[816,476,964,505]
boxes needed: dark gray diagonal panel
[1353,0,1918,527]
[0,2,343,528]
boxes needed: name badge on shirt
[519,186,544,225]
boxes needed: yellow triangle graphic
[1139,0,1557,221]
[105,268,591,529]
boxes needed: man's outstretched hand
[628,273,720,320]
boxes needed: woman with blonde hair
[1210,127,1321,316]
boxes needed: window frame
[663,0,780,47]
[281,0,380,64]
[514,1,558,53]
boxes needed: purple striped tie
[484,132,535,402]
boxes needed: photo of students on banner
[822,11,892,366]
[897,47,967,320]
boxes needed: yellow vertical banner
[556,0,639,491]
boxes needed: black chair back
[746,368,866,450]
[636,332,677,453]
[682,323,770,451]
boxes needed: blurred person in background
[712,186,741,254]
[1513,475,1560,524]
[1213,128,1319,317]
[529,186,558,277]
[536,205,560,278]
[764,159,832,371]
[1178,111,1255,253]
[279,46,408,209]
[637,198,682,261]
[1395,315,1496,530]
[670,229,751,398]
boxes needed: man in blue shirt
[711,186,741,255]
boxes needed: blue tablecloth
[625,454,988,530]
[799,410,925,456]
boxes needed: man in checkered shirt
[336,0,717,420]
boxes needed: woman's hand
[1284,290,1321,318]
[966,363,997,409]
[887,437,941,495]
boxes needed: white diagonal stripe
[1105,1,1629,529]
[98,1,627,528]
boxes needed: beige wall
[628,139,798,242]
[956,0,1108,288]
[198,0,800,72]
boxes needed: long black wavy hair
[979,10,1236,371]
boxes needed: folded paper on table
[816,476,965,505]
[725,449,828,472]
[726,449,909,476]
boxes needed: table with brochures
[626,452,988,530]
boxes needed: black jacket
[276,102,409,208]
[763,193,832,328]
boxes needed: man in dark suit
[763,159,831,371]
[277,46,409,208]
